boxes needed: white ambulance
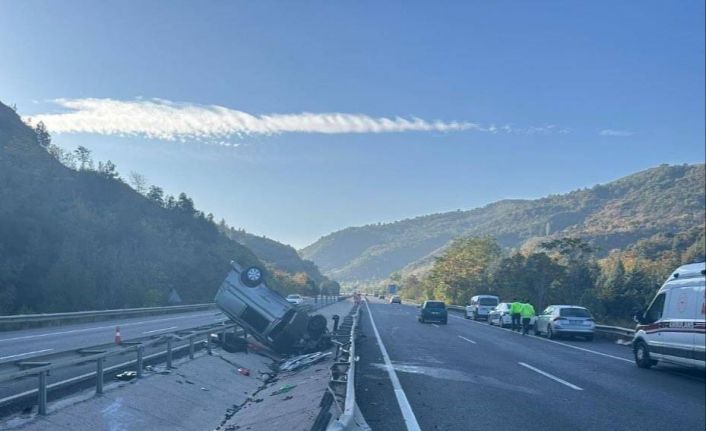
[632,262,705,370]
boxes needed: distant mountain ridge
[301,163,705,283]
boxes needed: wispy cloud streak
[600,129,634,137]
[28,98,482,141]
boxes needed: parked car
[487,302,512,327]
[632,262,705,370]
[286,294,304,305]
[534,305,595,340]
[378,295,385,299]
[419,300,448,324]
[389,295,401,304]
[465,295,499,320]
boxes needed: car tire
[547,325,555,339]
[442,319,448,325]
[420,317,425,324]
[488,316,494,326]
[634,340,654,368]
[534,325,541,336]
[241,266,264,287]
[585,334,594,342]
[465,313,470,320]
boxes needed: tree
[147,185,165,206]
[47,144,77,169]
[128,172,148,194]
[34,121,51,149]
[98,160,119,179]
[177,193,195,214]
[74,146,94,170]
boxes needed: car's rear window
[559,307,591,318]
[425,301,446,309]
[479,297,499,306]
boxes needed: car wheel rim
[636,347,644,361]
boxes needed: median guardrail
[0,321,239,415]
[324,303,368,431]
[0,303,217,331]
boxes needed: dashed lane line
[519,362,583,390]
[450,314,633,363]
[458,335,476,344]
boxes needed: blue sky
[1,1,704,248]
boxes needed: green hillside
[0,102,265,313]
[301,163,705,283]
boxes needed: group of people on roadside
[510,299,535,335]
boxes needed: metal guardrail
[0,303,217,330]
[0,321,239,415]
[594,324,634,339]
[326,304,365,431]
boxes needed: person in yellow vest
[510,299,523,332]
[520,300,536,335]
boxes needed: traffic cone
[114,326,122,345]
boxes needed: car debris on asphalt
[279,351,331,372]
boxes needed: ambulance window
[645,293,666,323]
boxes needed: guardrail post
[136,345,144,378]
[189,336,195,359]
[96,358,104,394]
[166,337,173,368]
[38,371,47,415]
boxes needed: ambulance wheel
[634,340,655,369]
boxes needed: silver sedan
[533,305,595,341]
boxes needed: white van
[465,295,500,320]
[632,262,705,370]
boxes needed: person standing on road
[510,299,522,332]
[520,301,536,335]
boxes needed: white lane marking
[365,301,422,431]
[143,326,177,334]
[0,312,223,343]
[458,335,476,344]
[519,362,583,390]
[0,348,53,361]
[431,323,439,328]
[450,314,632,363]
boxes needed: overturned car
[214,262,330,354]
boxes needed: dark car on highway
[418,300,448,324]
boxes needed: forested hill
[0,102,267,314]
[301,163,705,283]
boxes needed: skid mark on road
[371,363,539,395]
[365,301,422,431]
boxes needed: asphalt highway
[356,299,705,431]
[0,309,227,364]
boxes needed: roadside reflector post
[221,327,227,346]
[136,345,144,378]
[166,337,173,368]
[96,357,104,394]
[38,371,47,415]
[189,336,195,359]
[206,333,212,355]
